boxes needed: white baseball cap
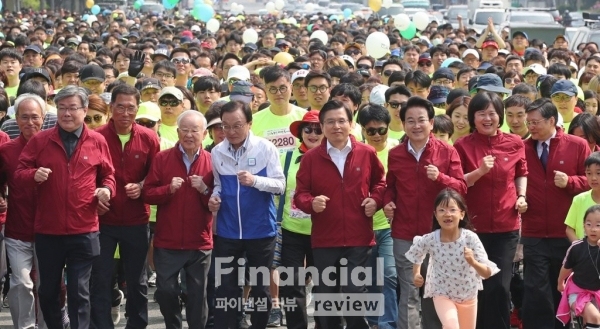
[291,69,309,84]
[340,55,355,68]
[227,65,251,82]
[462,49,480,60]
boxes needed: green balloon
[168,0,179,5]
[192,6,202,20]
[400,22,416,40]
[133,1,142,9]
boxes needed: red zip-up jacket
[143,144,214,250]
[384,135,467,241]
[0,131,10,226]
[96,120,160,226]
[15,125,116,235]
[522,128,590,238]
[294,136,386,248]
[454,130,528,233]
[0,136,36,241]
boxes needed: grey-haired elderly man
[15,85,116,329]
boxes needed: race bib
[289,190,310,219]
[265,128,297,153]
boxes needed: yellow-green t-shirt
[159,124,178,145]
[388,129,405,141]
[117,133,131,150]
[5,85,18,99]
[373,139,400,230]
[280,148,312,235]
[251,105,307,154]
[565,190,599,239]
[434,107,446,116]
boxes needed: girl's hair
[584,204,600,223]
[431,188,474,231]
[568,112,600,146]
[584,151,600,168]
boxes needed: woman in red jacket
[454,92,528,329]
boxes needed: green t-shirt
[388,129,405,141]
[565,190,599,239]
[117,133,131,150]
[159,124,178,145]
[373,139,399,230]
[5,85,18,99]
[149,137,176,223]
[280,148,312,235]
[251,105,307,154]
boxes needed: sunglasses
[383,70,396,77]
[171,57,190,65]
[418,61,432,67]
[505,78,521,84]
[302,126,322,135]
[387,102,401,109]
[345,49,361,56]
[300,63,311,70]
[136,119,157,128]
[243,47,256,53]
[159,99,181,107]
[365,127,388,136]
[84,114,104,124]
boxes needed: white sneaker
[148,271,156,287]
[112,290,124,325]
[305,279,314,306]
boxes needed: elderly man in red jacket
[143,110,214,329]
[91,84,160,329]
[15,85,116,329]
[384,96,467,329]
[521,98,590,329]
[294,99,386,329]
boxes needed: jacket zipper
[236,160,242,239]
[488,136,494,232]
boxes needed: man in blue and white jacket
[209,100,285,329]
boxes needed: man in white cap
[523,64,547,86]
[291,70,310,109]
[219,65,251,101]
[157,87,186,145]
[462,49,480,70]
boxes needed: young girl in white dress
[405,188,500,329]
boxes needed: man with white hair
[143,110,215,329]
[0,94,41,328]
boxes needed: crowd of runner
[0,4,599,329]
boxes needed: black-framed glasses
[268,86,288,94]
[136,119,157,128]
[365,127,388,136]
[85,114,104,124]
[419,61,432,67]
[308,85,329,93]
[302,126,322,135]
[159,99,181,107]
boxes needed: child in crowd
[566,152,600,242]
[406,188,499,329]
[557,204,600,328]
[432,114,454,144]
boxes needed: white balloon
[231,2,237,8]
[265,1,275,12]
[310,30,328,44]
[288,17,297,25]
[237,4,243,11]
[243,29,259,43]
[412,11,430,31]
[206,18,220,33]
[382,0,392,9]
[230,3,238,11]
[87,15,97,24]
[305,3,314,11]
[275,0,285,10]
[365,32,390,59]
[394,13,410,31]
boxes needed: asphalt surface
[0,286,316,328]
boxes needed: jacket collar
[49,123,89,145]
[318,134,358,157]
[107,118,138,137]
[471,129,504,145]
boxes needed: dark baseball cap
[476,73,510,94]
[79,64,106,82]
[24,44,43,54]
[151,48,170,60]
[550,79,578,97]
[21,67,51,83]
[512,31,528,39]
[432,68,455,81]
[140,78,162,91]
[230,81,254,103]
[418,53,432,62]
[427,86,451,104]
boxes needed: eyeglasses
[308,85,329,93]
[293,83,306,90]
[155,72,175,79]
[84,114,104,124]
[434,79,453,86]
[57,106,85,113]
[114,105,138,114]
[505,78,521,84]
[310,57,324,63]
[418,61,432,67]
[365,127,388,136]
[19,115,42,122]
[228,78,241,85]
[324,119,348,126]
[525,118,549,126]
[302,126,322,135]
[357,64,372,70]
[136,119,157,128]
[383,70,395,77]
[345,49,360,56]
[159,99,181,107]
[551,94,573,103]
[268,86,288,94]
[171,57,191,65]
[221,123,247,132]
[387,102,401,109]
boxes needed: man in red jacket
[294,100,386,329]
[0,94,46,328]
[521,98,590,329]
[143,110,214,329]
[90,84,160,329]
[383,96,466,329]
[15,85,116,329]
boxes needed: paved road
[0,286,316,328]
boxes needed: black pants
[476,230,519,329]
[154,247,212,329]
[214,236,275,329]
[521,237,571,329]
[90,224,149,329]
[312,246,371,329]
[279,229,313,329]
[35,232,100,329]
